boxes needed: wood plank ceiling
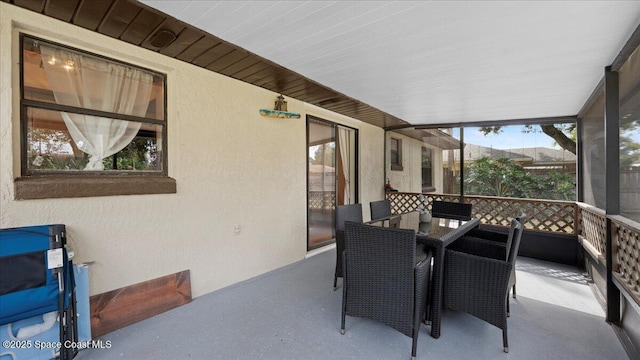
[4,0,410,129]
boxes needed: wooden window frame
[390,137,403,171]
[421,146,435,192]
[16,34,175,199]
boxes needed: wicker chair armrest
[447,236,506,260]
[415,234,442,249]
[446,249,512,275]
[466,227,510,243]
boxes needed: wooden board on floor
[90,270,192,337]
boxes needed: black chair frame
[443,219,523,353]
[461,214,527,298]
[333,203,363,290]
[341,222,432,360]
[431,200,472,221]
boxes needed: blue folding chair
[0,225,78,360]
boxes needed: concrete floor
[76,250,628,360]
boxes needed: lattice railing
[577,203,607,259]
[309,191,335,210]
[387,192,577,234]
[468,195,576,234]
[386,192,461,215]
[611,216,640,302]
[386,192,640,306]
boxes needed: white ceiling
[141,1,640,125]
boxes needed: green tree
[28,128,88,170]
[465,157,537,198]
[102,137,158,170]
[479,124,576,154]
[309,143,335,166]
[620,118,640,166]
[539,171,576,200]
[29,128,71,156]
[480,121,640,165]
[465,157,575,200]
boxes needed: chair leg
[512,283,516,298]
[341,255,347,335]
[333,276,338,291]
[503,327,509,353]
[340,285,346,334]
[507,297,510,317]
[411,327,419,360]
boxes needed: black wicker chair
[370,199,396,228]
[370,199,392,221]
[456,214,527,298]
[341,222,432,360]
[334,204,363,291]
[443,219,523,353]
[431,200,472,221]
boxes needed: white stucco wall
[387,132,422,193]
[0,4,384,297]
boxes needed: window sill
[14,176,176,200]
[391,164,404,171]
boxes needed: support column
[576,118,584,202]
[604,66,620,323]
[459,127,465,201]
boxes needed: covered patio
[77,251,624,360]
[1,1,639,359]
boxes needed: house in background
[460,144,577,176]
[385,128,460,194]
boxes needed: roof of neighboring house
[393,128,460,150]
[456,143,576,164]
[516,147,577,164]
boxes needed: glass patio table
[366,211,480,339]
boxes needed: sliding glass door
[307,117,357,250]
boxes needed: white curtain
[338,127,351,204]
[40,45,153,170]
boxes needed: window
[390,137,403,171]
[17,34,173,199]
[462,124,576,201]
[421,147,434,192]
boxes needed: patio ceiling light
[149,29,176,49]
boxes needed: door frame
[306,115,359,251]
